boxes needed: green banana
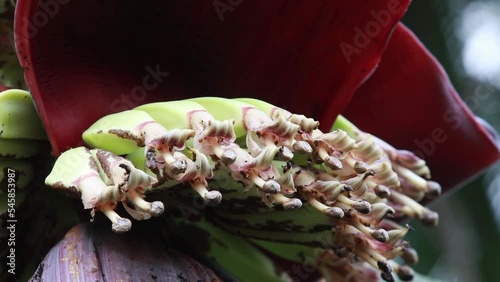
[135,100,208,130]
[189,97,252,138]
[235,97,320,133]
[331,114,360,139]
[126,147,150,172]
[0,138,41,159]
[192,97,304,154]
[189,97,310,208]
[82,110,199,185]
[48,96,445,281]
[82,110,168,155]
[135,100,238,166]
[0,89,46,140]
[0,89,47,219]
[45,146,161,233]
[84,104,226,204]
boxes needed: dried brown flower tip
[354,161,369,174]
[278,196,303,210]
[100,203,132,234]
[426,181,442,199]
[324,207,345,219]
[374,184,391,199]
[396,265,415,281]
[292,140,313,153]
[421,210,439,227]
[401,246,419,265]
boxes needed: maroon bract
[13,0,499,192]
[14,0,409,154]
[343,24,500,190]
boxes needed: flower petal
[342,24,500,190]
[14,0,410,155]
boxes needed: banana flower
[5,1,499,281]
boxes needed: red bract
[14,0,499,190]
[343,24,500,190]
[14,0,410,153]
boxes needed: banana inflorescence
[46,97,442,281]
[0,89,46,216]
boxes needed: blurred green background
[403,1,500,281]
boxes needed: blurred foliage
[403,1,500,282]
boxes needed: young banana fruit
[0,89,47,217]
[0,89,46,154]
[48,96,442,282]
